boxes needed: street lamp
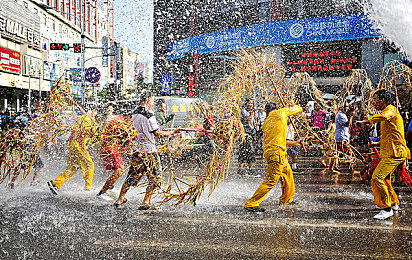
[38,2,87,105]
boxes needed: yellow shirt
[68,114,95,150]
[263,105,302,156]
[368,105,410,159]
[328,123,336,140]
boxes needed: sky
[114,0,153,65]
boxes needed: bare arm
[286,139,303,147]
[153,128,180,138]
[245,110,255,124]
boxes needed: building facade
[154,0,407,99]
[0,0,43,111]
[0,0,139,111]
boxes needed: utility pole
[113,42,117,100]
[81,0,86,106]
[28,74,31,114]
[39,61,42,112]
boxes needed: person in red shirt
[96,105,125,200]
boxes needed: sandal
[317,158,327,167]
[138,205,150,210]
[114,198,127,208]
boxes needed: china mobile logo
[206,36,216,48]
[290,23,304,38]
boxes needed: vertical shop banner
[161,74,171,95]
[102,36,109,67]
[0,46,21,73]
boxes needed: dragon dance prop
[377,60,412,109]
[3,54,410,203]
[0,79,74,186]
[0,77,141,187]
[152,49,338,206]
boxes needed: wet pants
[371,157,405,209]
[245,151,295,207]
[54,145,94,189]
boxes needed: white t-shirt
[286,123,295,141]
[132,106,159,153]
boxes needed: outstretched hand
[356,120,369,126]
[172,128,181,135]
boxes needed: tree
[0,86,18,108]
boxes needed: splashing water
[363,0,412,58]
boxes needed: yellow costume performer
[245,104,302,211]
[48,112,97,194]
[368,105,410,211]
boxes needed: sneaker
[47,180,58,195]
[373,209,393,220]
[317,158,327,167]
[291,163,297,171]
[244,206,266,212]
[237,168,245,175]
[96,192,113,202]
[248,169,255,175]
[288,200,298,205]
[391,205,400,211]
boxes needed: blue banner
[167,13,380,61]
[161,74,171,95]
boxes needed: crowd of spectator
[237,98,412,175]
[0,108,34,132]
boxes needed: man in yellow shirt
[358,89,410,219]
[244,102,303,212]
[48,109,97,195]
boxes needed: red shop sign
[0,47,21,74]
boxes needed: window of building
[60,0,65,17]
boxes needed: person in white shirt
[115,90,180,210]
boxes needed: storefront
[0,0,49,111]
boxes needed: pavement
[1,153,411,259]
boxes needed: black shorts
[238,134,256,164]
[125,152,158,187]
[33,156,44,169]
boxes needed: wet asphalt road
[1,155,412,259]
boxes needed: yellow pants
[54,143,94,189]
[371,157,405,209]
[245,151,295,207]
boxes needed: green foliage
[0,87,18,104]
[97,88,113,103]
